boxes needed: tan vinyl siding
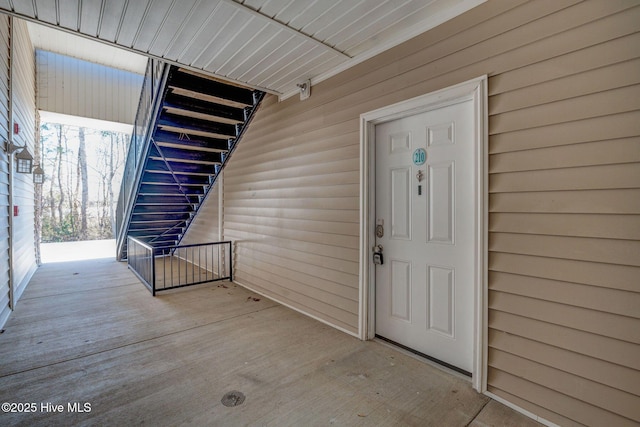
[481,1,640,426]
[0,14,10,328]
[181,182,219,244]
[10,19,37,302]
[219,91,360,332]
[188,1,640,424]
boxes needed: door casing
[358,76,488,392]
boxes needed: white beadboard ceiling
[27,22,148,74]
[2,0,484,99]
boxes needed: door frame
[358,76,488,392]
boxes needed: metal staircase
[116,60,264,261]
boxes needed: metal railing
[127,236,155,291]
[127,237,233,296]
[115,59,170,260]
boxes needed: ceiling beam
[224,0,351,60]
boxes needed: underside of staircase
[116,64,265,260]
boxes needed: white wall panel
[0,14,10,328]
[11,19,37,303]
[36,50,143,124]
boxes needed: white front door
[374,99,475,373]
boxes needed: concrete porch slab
[0,255,540,426]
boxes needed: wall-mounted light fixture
[297,79,311,101]
[32,164,44,184]
[6,141,34,174]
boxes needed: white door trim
[358,76,488,392]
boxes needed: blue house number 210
[412,148,426,166]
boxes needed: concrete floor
[0,255,541,426]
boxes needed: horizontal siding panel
[181,182,219,245]
[490,110,640,154]
[226,197,359,211]
[490,213,640,240]
[488,368,638,427]
[489,137,640,173]
[246,108,357,150]
[489,330,640,396]
[489,31,640,96]
[490,232,640,266]
[490,310,640,370]
[490,84,640,134]
[225,184,359,202]
[0,289,8,311]
[235,248,357,299]
[490,252,639,293]
[223,65,360,332]
[490,271,639,318]
[490,163,640,192]
[225,221,358,249]
[490,348,640,422]
[224,228,359,263]
[490,290,639,343]
[229,128,359,167]
[223,159,359,187]
[235,269,357,332]
[228,145,360,176]
[0,299,9,330]
[489,58,640,114]
[224,206,359,224]
[224,171,360,192]
[225,214,358,236]
[233,240,358,276]
[182,225,217,244]
[12,239,35,268]
[487,386,583,427]
[490,189,640,214]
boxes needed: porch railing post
[228,241,233,282]
[151,247,156,296]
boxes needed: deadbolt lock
[372,244,384,265]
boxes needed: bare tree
[39,122,130,242]
[96,131,111,237]
[56,124,64,225]
[41,123,58,228]
[78,127,89,239]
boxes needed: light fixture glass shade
[32,164,45,184]
[15,147,33,174]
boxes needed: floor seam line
[466,398,491,426]
[19,283,138,300]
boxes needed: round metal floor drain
[221,391,245,407]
